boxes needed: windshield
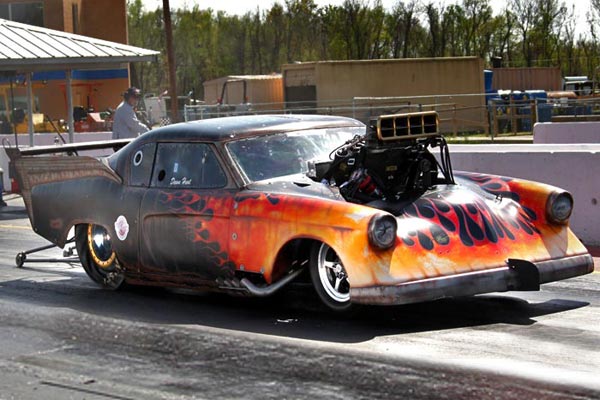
[227,127,364,182]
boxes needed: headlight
[546,191,573,224]
[368,214,397,250]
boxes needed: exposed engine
[308,111,454,212]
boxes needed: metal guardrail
[183,94,600,138]
[183,95,487,133]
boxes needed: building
[0,0,127,43]
[282,57,487,132]
[0,0,131,125]
[491,67,562,91]
[203,75,284,109]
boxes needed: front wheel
[75,224,125,290]
[309,243,352,312]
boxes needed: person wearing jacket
[112,87,150,140]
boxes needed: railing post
[492,100,498,141]
[66,70,74,143]
[452,104,457,137]
[0,167,6,207]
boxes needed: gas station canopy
[0,18,158,71]
[0,17,159,144]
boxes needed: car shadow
[0,205,28,221]
[0,266,590,344]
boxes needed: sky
[141,0,593,36]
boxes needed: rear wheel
[309,243,352,312]
[75,224,125,290]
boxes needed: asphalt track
[0,195,599,399]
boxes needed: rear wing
[4,138,132,159]
[4,139,131,229]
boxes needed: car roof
[136,114,365,143]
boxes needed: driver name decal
[170,177,192,186]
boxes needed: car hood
[245,174,344,202]
[397,184,537,249]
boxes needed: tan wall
[283,57,486,132]
[61,0,80,33]
[491,67,562,91]
[313,58,484,100]
[247,79,283,109]
[81,0,127,44]
[0,0,127,43]
[203,79,221,104]
[203,76,284,110]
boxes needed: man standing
[112,87,150,140]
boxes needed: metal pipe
[0,167,5,207]
[26,72,34,147]
[9,75,18,148]
[240,268,304,297]
[66,70,74,143]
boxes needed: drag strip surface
[0,196,599,399]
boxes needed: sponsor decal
[114,215,129,241]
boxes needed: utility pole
[162,0,178,123]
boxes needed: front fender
[229,191,384,283]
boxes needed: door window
[151,143,227,189]
[130,143,156,187]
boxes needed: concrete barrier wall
[448,144,600,246]
[2,134,599,246]
[534,122,600,144]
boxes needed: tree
[126,0,600,95]
[386,0,420,59]
[511,0,537,66]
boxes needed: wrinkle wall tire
[75,224,125,290]
[309,242,352,312]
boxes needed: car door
[113,141,157,272]
[139,142,235,281]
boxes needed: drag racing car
[5,112,594,311]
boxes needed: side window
[151,143,227,189]
[130,143,156,187]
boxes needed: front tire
[309,243,352,312]
[75,224,125,290]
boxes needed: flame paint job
[132,172,589,291]
[5,114,592,304]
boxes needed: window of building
[151,143,228,189]
[0,5,9,20]
[72,3,79,34]
[2,2,44,27]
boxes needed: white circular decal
[133,150,143,166]
[114,215,129,241]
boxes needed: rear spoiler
[3,138,129,231]
[4,138,132,160]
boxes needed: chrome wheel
[313,243,351,307]
[76,224,125,290]
[87,224,116,269]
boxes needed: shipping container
[282,57,486,132]
[202,75,284,110]
[491,67,562,91]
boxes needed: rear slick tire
[75,224,125,290]
[309,242,353,312]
